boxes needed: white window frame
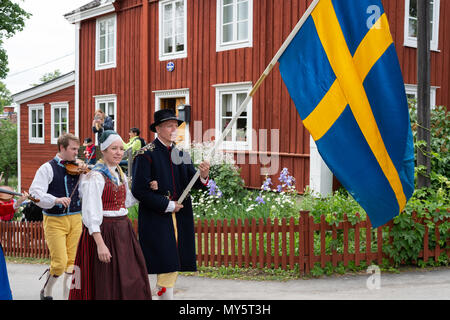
[94,94,117,133]
[216,0,253,52]
[159,0,188,61]
[28,104,45,144]
[214,82,253,151]
[50,102,69,144]
[405,84,438,109]
[95,14,117,70]
[404,0,440,51]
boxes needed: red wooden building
[13,0,450,194]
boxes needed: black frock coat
[131,138,206,274]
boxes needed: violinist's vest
[43,159,81,216]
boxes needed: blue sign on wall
[166,62,175,72]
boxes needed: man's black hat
[150,109,184,132]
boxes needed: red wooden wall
[19,85,75,190]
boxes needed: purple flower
[207,179,222,198]
[255,195,265,204]
[277,185,283,192]
[261,177,273,191]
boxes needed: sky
[3,0,89,96]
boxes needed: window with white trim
[94,94,117,131]
[96,15,117,70]
[216,0,253,52]
[405,84,437,109]
[28,104,44,144]
[50,102,69,144]
[215,82,252,150]
[159,0,187,61]
[404,0,440,51]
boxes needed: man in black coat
[131,109,210,300]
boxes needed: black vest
[43,158,81,216]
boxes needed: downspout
[141,0,149,141]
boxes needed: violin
[0,186,40,203]
[64,161,91,176]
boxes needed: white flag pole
[177,0,320,204]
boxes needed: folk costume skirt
[0,243,12,300]
[69,216,151,300]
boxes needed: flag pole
[177,0,320,204]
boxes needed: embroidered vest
[44,159,81,216]
[101,174,126,211]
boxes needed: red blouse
[0,199,15,221]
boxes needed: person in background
[83,138,97,165]
[92,109,114,144]
[123,127,144,156]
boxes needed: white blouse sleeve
[80,171,105,235]
[124,175,139,208]
[29,163,57,209]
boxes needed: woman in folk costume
[69,130,151,300]
[0,187,28,300]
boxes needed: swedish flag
[279,0,415,228]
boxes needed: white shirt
[80,167,138,235]
[29,154,84,210]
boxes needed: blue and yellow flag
[279,0,414,228]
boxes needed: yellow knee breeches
[43,214,82,276]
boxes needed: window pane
[100,35,106,50]
[237,1,248,21]
[32,124,36,138]
[223,0,233,5]
[236,93,247,116]
[175,35,184,52]
[100,21,106,35]
[222,118,232,141]
[164,21,173,37]
[38,109,43,123]
[409,0,417,17]
[61,108,67,122]
[31,109,37,124]
[223,24,233,42]
[175,17,184,35]
[108,102,114,116]
[222,94,233,117]
[61,124,67,134]
[164,3,173,20]
[108,33,114,49]
[409,18,417,38]
[236,118,247,142]
[164,37,173,53]
[54,108,60,123]
[175,1,184,17]
[223,5,233,24]
[237,22,248,41]
[54,124,60,139]
[107,48,114,62]
[38,124,43,138]
[100,50,106,64]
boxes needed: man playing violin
[29,133,88,300]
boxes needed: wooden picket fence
[1,211,449,274]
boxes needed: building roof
[64,0,116,23]
[12,71,75,105]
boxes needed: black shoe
[40,289,53,300]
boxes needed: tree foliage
[0,118,17,185]
[0,0,31,79]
